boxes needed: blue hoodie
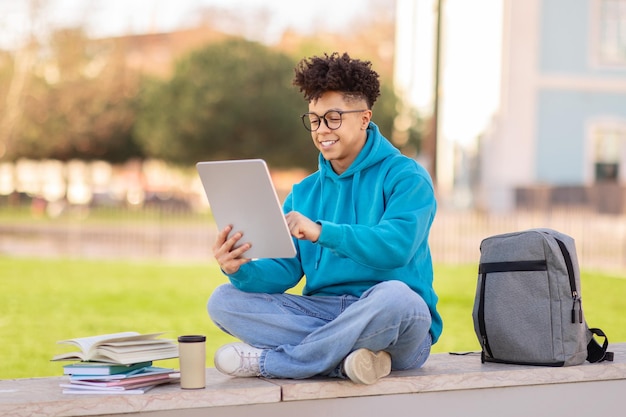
[225,122,442,343]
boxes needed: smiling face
[307,91,372,175]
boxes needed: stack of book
[52,331,180,395]
[60,363,179,394]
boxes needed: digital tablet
[196,159,297,259]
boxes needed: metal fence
[430,209,626,273]
[2,208,626,274]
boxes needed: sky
[0,0,368,47]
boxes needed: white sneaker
[343,349,391,385]
[214,342,264,377]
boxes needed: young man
[208,52,442,384]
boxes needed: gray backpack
[472,228,613,366]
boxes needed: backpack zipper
[554,238,582,323]
[476,270,493,360]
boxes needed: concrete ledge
[0,371,279,417]
[276,343,626,402]
[1,343,624,417]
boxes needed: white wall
[478,0,540,211]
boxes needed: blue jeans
[207,280,433,379]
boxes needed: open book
[52,331,179,365]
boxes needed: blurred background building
[2,0,626,270]
[397,0,626,213]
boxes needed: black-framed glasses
[300,109,367,132]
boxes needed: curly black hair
[293,52,380,109]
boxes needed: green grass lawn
[1,257,624,379]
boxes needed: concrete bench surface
[1,343,625,417]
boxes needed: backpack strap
[587,328,614,363]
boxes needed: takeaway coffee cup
[177,335,206,389]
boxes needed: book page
[89,332,166,345]
[98,343,176,353]
[100,339,174,347]
[56,332,140,354]
[53,332,171,362]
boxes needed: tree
[5,28,142,162]
[134,38,315,170]
[0,0,43,160]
